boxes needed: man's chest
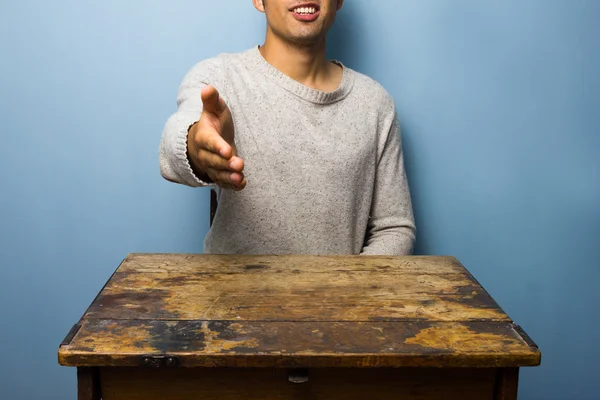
[228,90,380,181]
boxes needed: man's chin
[288,32,326,46]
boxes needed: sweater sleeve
[159,62,216,187]
[360,114,416,255]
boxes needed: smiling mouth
[292,5,319,15]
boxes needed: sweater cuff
[174,118,215,187]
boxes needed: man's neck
[259,33,342,92]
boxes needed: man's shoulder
[349,68,396,112]
[182,48,251,83]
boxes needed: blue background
[1,1,598,399]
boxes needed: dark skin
[187,0,344,191]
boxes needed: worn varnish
[84,254,509,322]
[61,319,537,368]
[58,253,540,369]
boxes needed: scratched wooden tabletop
[58,253,540,368]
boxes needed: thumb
[201,85,225,116]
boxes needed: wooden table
[58,254,541,399]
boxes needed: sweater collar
[244,45,354,105]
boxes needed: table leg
[494,368,519,400]
[78,367,101,400]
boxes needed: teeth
[295,6,316,14]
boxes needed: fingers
[202,132,232,158]
[194,148,246,190]
[212,170,244,185]
[198,150,244,173]
[201,85,226,116]
[198,85,235,159]
[192,86,242,190]
[236,178,247,191]
[209,170,247,191]
[228,156,244,172]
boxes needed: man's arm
[360,115,416,255]
[159,64,212,187]
[159,62,245,190]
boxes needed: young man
[159,0,416,255]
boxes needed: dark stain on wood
[441,288,501,310]
[207,321,242,341]
[369,316,429,322]
[146,321,207,353]
[59,319,540,368]
[58,254,540,370]
[160,275,189,285]
[244,264,270,270]
[87,289,177,320]
[75,346,96,352]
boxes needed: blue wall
[1,1,598,399]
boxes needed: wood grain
[99,367,499,400]
[59,319,540,368]
[84,254,509,322]
[58,254,541,369]
[116,253,471,275]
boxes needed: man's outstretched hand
[187,85,246,191]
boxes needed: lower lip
[292,10,320,22]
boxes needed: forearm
[360,114,416,255]
[360,221,416,255]
[159,61,218,188]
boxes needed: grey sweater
[159,46,416,255]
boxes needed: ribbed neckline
[243,45,354,105]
